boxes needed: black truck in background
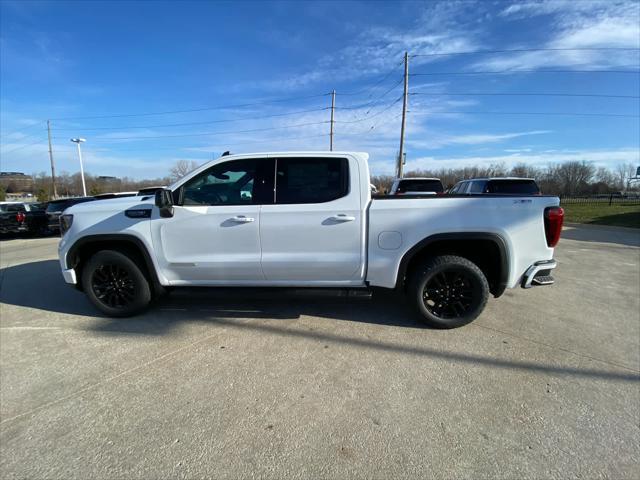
[0,202,48,236]
[46,197,97,233]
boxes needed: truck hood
[65,196,154,215]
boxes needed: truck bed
[366,194,560,289]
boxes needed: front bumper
[62,268,77,284]
[521,259,557,288]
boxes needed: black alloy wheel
[409,255,489,328]
[82,250,152,317]
[422,269,476,319]
[91,263,137,309]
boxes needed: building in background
[0,172,34,193]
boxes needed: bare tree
[169,160,199,181]
[510,163,540,179]
[554,161,595,195]
[615,163,636,191]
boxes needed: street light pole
[70,138,87,197]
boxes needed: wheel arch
[66,234,162,293]
[395,232,510,297]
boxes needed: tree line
[1,159,637,202]
[371,161,639,196]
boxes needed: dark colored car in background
[449,177,541,195]
[46,197,96,233]
[0,202,49,236]
[388,178,445,195]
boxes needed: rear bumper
[521,259,557,288]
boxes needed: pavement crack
[0,329,224,425]
[473,323,640,374]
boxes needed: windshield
[397,179,444,193]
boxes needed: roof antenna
[221,151,231,157]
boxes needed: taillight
[16,212,26,223]
[544,206,564,247]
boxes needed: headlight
[60,214,74,235]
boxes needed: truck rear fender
[394,233,510,297]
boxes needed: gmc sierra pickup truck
[58,152,563,328]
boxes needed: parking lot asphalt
[1,224,639,479]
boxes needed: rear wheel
[409,255,489,328]
[82,250,152,317]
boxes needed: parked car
[449,177,541,195]
[0,203,24,235]
[46,197,96,233]
[0,202,48,236]
[388,177,444,195]
[58,152,563,328]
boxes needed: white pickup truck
[58,152,563,328]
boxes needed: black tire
[409,255,489,329]
[82,250,152,317]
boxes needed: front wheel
[82,250,152,317]
[409,255,489,329]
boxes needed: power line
[410,47,640,58]
[52,133,332,151]
[0,139,48,155]
[338,77,404,111]
[54,121,331,141]
[0,130,47,148]
[335,96,403,124]
[410,68,640,76]
[410,92,640,99]
[336,59,405,97]
[51,107,330,131]
[409,110,640,118]
[50,92,332,121]
[0,121,46,139]
[335,112,404,136]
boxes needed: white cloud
[255,1,483,91]
[408,130,551,149]
[481,0,640,71]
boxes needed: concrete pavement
[0,225,638,479]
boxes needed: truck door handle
[230,215,254,223]
[329,214,355,222]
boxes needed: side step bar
[522,260,557,289]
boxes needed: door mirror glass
[155,189,174,218]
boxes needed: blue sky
[1,0,639,178]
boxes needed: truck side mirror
[155,189,174,218]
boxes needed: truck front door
[151,158,274,284]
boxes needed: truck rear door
[259,156,364,284]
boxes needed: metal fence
[559,194,640,206]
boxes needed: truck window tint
[275,157,349,204]
[487,180,540,195]
[4,204,26,212]
[397,179,443,193]
[181,158,273,206]
[469,181,485,193]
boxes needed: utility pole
[329,89,336,151]
[47,120,58,198]
[397,51,409,178]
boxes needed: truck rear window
[397,179,444,193]
[486,180,540,195]
[275,157,349,204]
